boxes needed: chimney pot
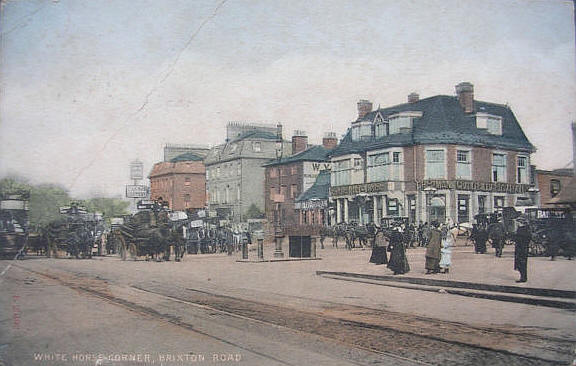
[322,132,338,150]
[357,99,373,119]
[455,82,474,113]
[291,130,308,154]
[408,92,419,103]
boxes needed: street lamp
[274,124,285,258]
[423,186,437,223]
[527,186,540,207]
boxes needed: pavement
[3,237,576,342]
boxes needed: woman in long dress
[387,227,410,275]
[425,222,442,274]
[439,225,456,273]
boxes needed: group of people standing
[424,222,457,274]
[370,221,456,276]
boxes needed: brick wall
[264,161,304,228]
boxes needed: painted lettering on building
[416,180,529,194]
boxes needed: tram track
[14,264,574,366]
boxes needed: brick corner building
[330,82,536,225]
[149,153,206,211]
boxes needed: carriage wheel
[504,238,515,246]
[529,240,546,257]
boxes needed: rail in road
[14,264,575,366]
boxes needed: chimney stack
[322,132,338,150]
[357,99,373,119]
[455,82,474,113]
[276,123,283,140]
[408,92,419,103]
[292,130,308,154]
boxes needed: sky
[0,0,575,198]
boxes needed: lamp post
[423,186,437,223]
[528,186,540,207]
[273,126,285,258]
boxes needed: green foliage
[245,204,265,219]
[0,176,31,198]
[29,184,71,228]
[0,176,130,229]
[83,197,129,220]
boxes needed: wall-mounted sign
[126,185,149,198]
[416,180,529,194]
[330,182,388,197]
[331,180,530,196]
[295,199,328,210]
[130,160,144,180]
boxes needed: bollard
[311,237,317,258]
[257,238,264,260]
[242,239,248,260]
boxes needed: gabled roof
[331,95,535,157]
[263,145,331,167]
[296,170,331,202]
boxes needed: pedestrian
[439,225,456,273]
[387,226,409,275]
[514,216,531,283]
[476,226,488,254]
[369,226,388,265]
[425,221,442,274]
[422,222,431,247]
[489,219,505,257]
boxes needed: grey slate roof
[170,152,204,162]
[331,95,535,157]
[263,145,332,167]
[296,170,331,202]
[230,130,278,143]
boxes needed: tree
[0,176,31,198]
[29,184,71,228]
[83,197,129,220]
[245,204,265,219]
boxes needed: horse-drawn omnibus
[0,192,29,259]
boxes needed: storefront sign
[330,182,388,197]
[295,200,328,210]
[331,180,530,197]
[416,180,529,194]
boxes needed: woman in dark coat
[387,228,410,275]
[369,227,388,265]
[425,222,442,274]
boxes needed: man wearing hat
[514,215,531,283]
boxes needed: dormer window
[476,113,502,135]
[351,122,373,141]
[386,111,422,135]
[374,113,389,137]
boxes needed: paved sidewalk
[246,238,575,292]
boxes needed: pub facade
[330,83,536,225]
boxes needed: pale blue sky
[0,0,574,197]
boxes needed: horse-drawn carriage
[523,208,576,258]
[0,192,29,259]
[109,200,187,261]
